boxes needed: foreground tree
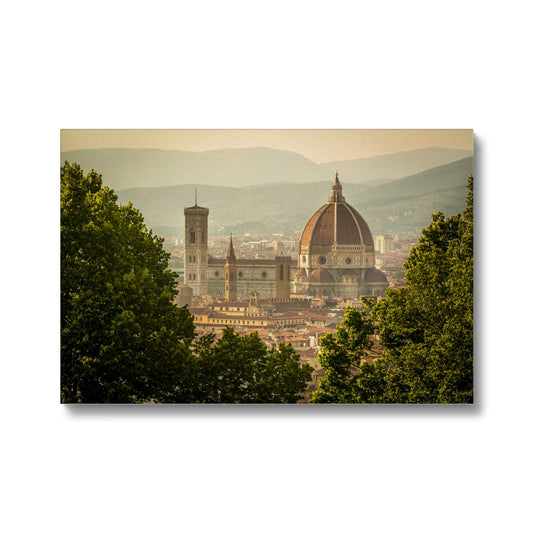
[61,163,195,403]
[310,308,374,403]
[311,176,474,404]
[190,328,313,403]
[61,162,313,404]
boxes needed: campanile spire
[225,234,237,301]
[226,233,236,263]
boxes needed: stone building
[183,172,387,300]
[292,173,388,297]
[183,202,210,296]
[184,201,294,299]
[374,234,395,254]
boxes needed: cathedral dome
[300,174,374,248]
[308,268,334,283]
[365,268,387,282]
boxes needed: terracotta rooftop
[213,301,249,308]
[365,268,388,282]
[308,268,334,284]
[299,176,373,248]
[208,258,297,266]
[300,202,374,248]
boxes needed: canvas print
[60,129,474,404]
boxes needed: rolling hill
[115,156,473,239]
[357,156,473,203]
[116,181,374,238]
[351,156,473,234]
[320,147,472,182]
[61,146,472,190]
[61,147,328,189]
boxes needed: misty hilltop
[115,156,473,238]
[320,147,472,182]
[60,147,326,189]
[60,146,472,190]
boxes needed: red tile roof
[308,268,334,283]
[365,268,388,282]
[300,202,374,248]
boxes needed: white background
[2,1,531,532]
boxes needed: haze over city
[61,129,473,164]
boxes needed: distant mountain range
[61,147,325,189]
[320,147,472,182]
[355,156,473,234]
[61,146,472,190]
[115,156,473,239]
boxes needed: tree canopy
[189,328,313,403]
[61,162,196,403]
[61,163,312,403]
[311,175,474,404]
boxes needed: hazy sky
[61,129,473,164]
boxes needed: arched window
[190,229,196,244]
[279,264,284,280]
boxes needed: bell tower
[184,190,209,296]
[225,234,237,301]
[275,255,291,299]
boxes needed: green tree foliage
[311,176,474,404]
[61,163,195,403]
[61,162,313,404]
[190,328,313,403]
[310,308,374,403]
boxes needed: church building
[293,173,388,297]
[184,201,293,299]
[183,173,388,300]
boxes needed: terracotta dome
[308,268,334,283]
[294,268,307,277]
[300,176,374,248]
[365,268,387,282]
